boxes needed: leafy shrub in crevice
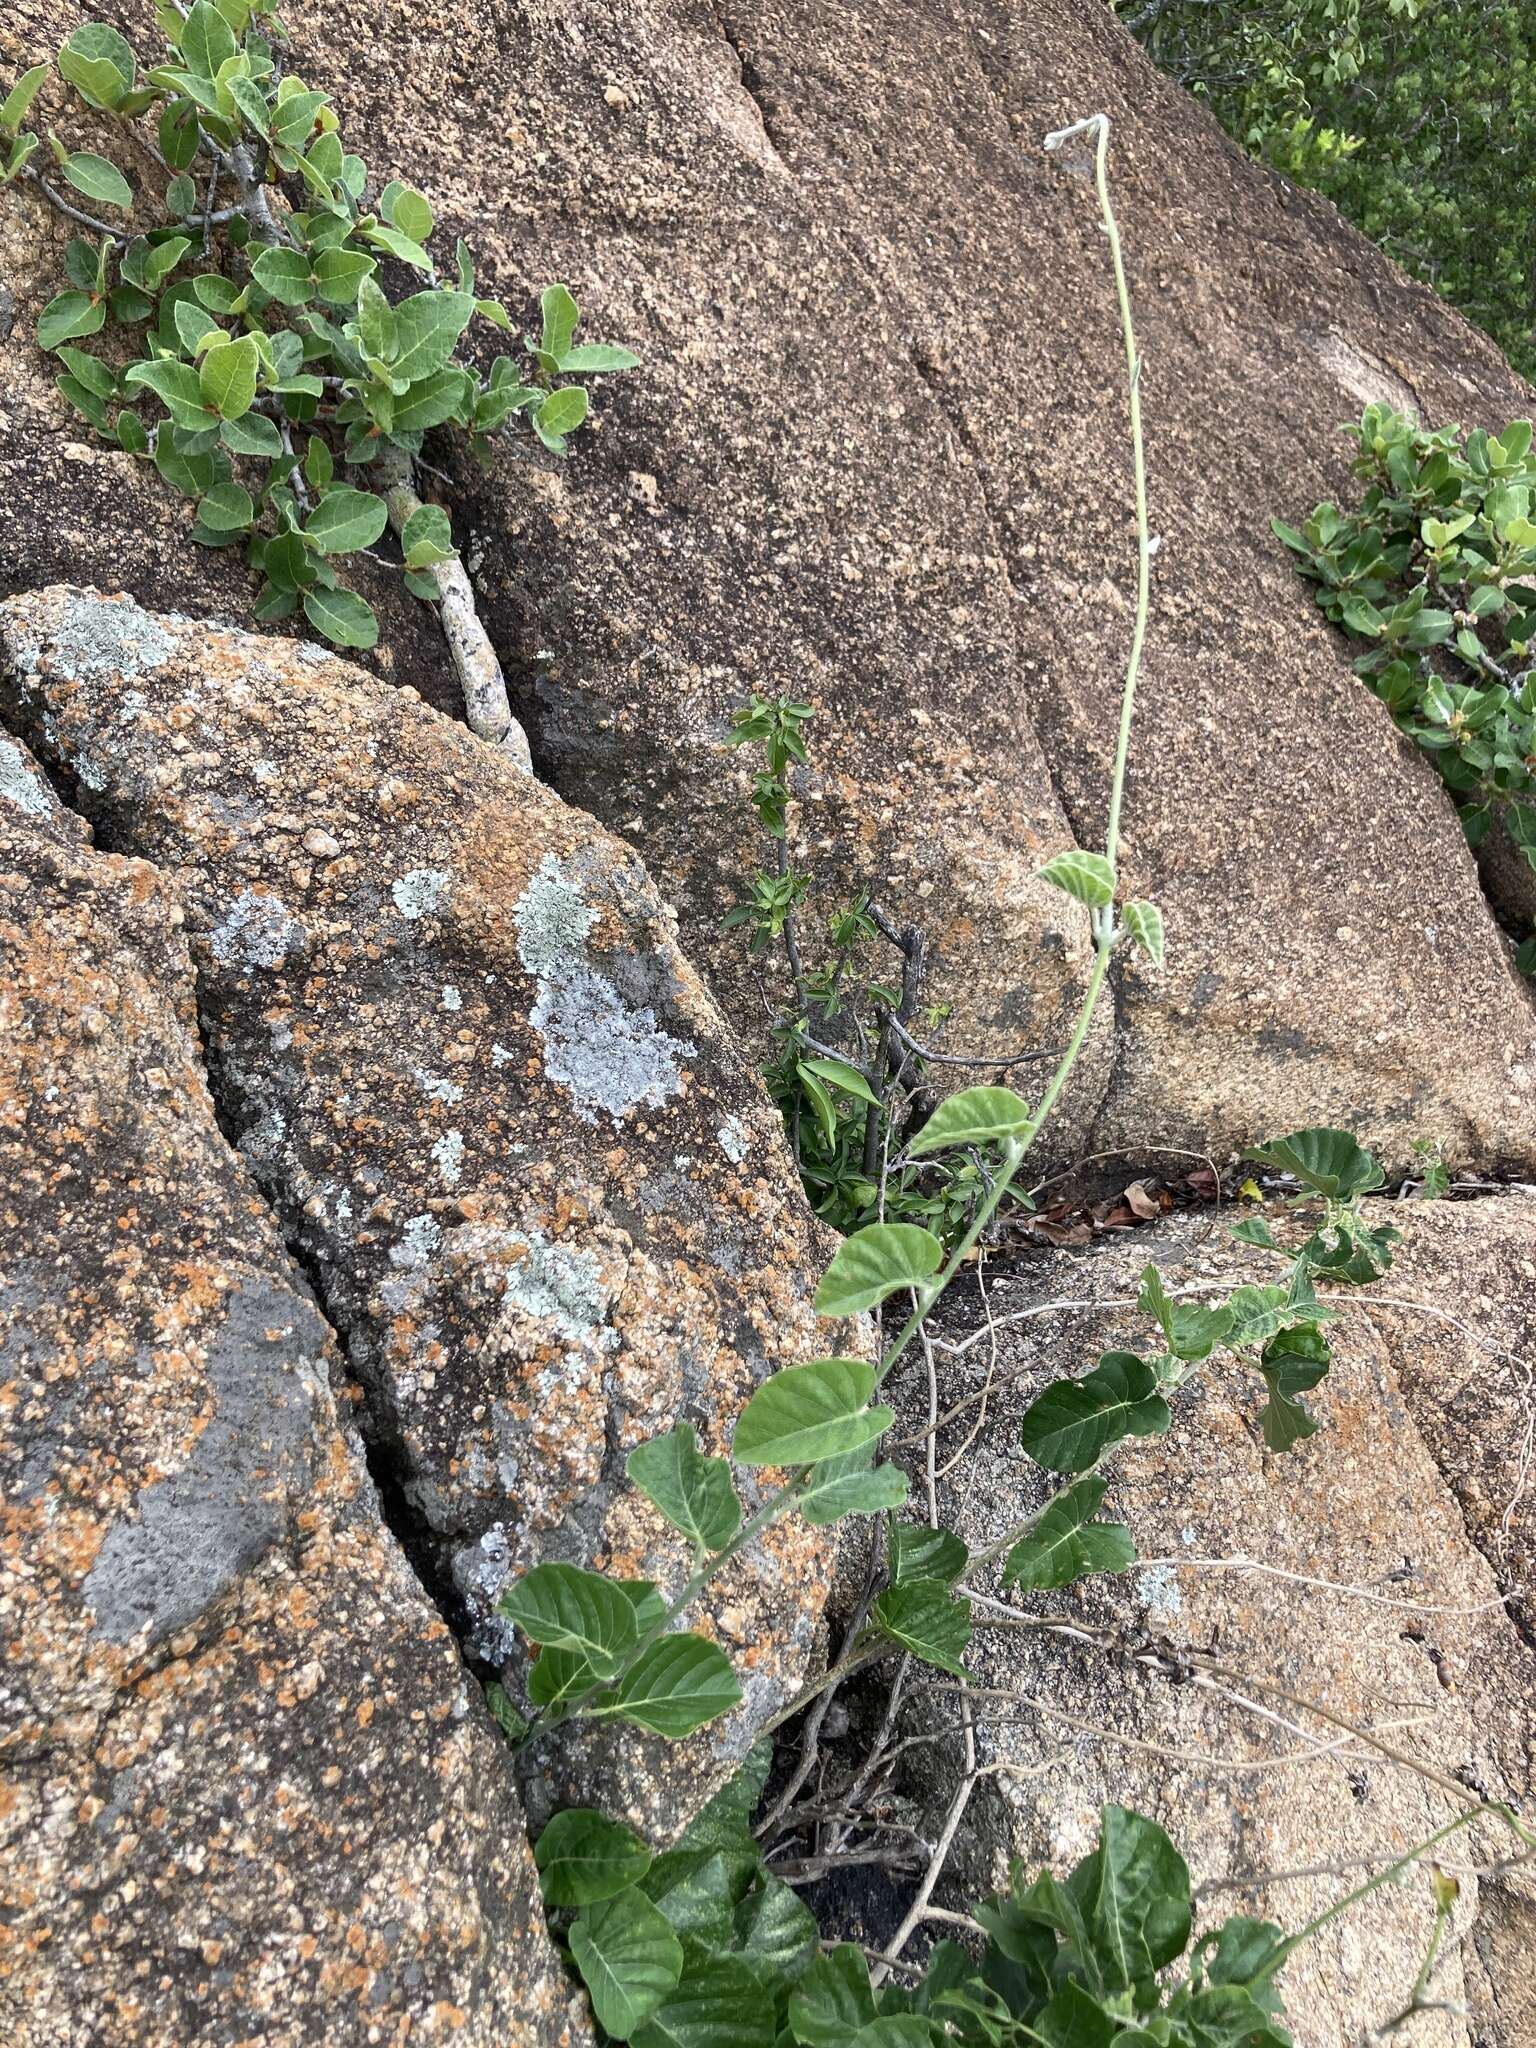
[1276,404,1536,970]
[1,8,635,752]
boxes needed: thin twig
[19,164,128,239]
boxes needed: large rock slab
[0,583,853,1833]
[0,735,581,2044]
[912,1206,1535,2044]
[1350,1197,1536,1649]
[271,0,1534,1170]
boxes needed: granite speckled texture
[0,585,859,1839]
[0,731,585,2046]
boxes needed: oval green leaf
[37,291,106,350]
[198,480,255,532]
[569,1890,683,2042]
[732,1358,891,1468]
[611,1634,743,1739]
[537,385,589,442]
[1038,848,1115,909]
[198,335,260,420]
[497,1560,640,1670]
[62,151,133,210]
[906,1085,1032,1159]
[304,486,389,555]
[813,1221,943,1317]
[301,585,379,651]
[535,1808,652,1908]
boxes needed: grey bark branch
[375,445,531,771]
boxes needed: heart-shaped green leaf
[1242,1126,1385,1200]
[869,1581,971,1676]
[1002,1475,1136,1591]
[732,1359,890,1467]
[498,1560,639,1671]
[570,1890,683,2041]
[1039,849,1115,909]
[814,1222,943,1317]
[627,1424,741,1554]
[608,1634,743,1739]
[1018,1353,1171,1474]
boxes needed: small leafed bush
[1,7,636,651]
[529,1758,1298,2047]
[1276,405,1536,969]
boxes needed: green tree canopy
[1115,0,1536,377]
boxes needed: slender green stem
[1266,1809,1477,1970]
[704,112,1154,1740]
[524,110,1154,1745]
[1088,113,1152,884]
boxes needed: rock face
[8,1,1535,1165]
[0,734,583,2044]
[0,584,854,1833]
[1350,1198,1536,1650]
[271,0,1534,1171]
[915,1204,1535,2045]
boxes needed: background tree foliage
[1114,0,1536,378]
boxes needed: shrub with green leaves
[2,8,635,662]
[530,1756,1299,2047]
[1275,404,1536,970]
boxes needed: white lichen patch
[441,984,462,1011]
[210,888,303,971]
[390,1213,443,1270]
[511,853,694,1122]
[416,1069,464,1106]
[431,1130,465,1188]
[499,1227,620,1351]
[0,736,52,817]
[491,1042,515,1068]
[392,866,450,920]
[717,1117,749,1164]
[1135,1563,1182,1618]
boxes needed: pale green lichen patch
[513,852,694,1122]
[501,1226,620,1351]
[0,736,52,817]
[16,588,177,686]
[513,852,598,977]
[392,867,450,920]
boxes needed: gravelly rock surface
[0,583,862,1837]
[0,728,585,2047]
[7,0,1536,1167]
[905,1204,1536,2046]
[284,0,1536,1172]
